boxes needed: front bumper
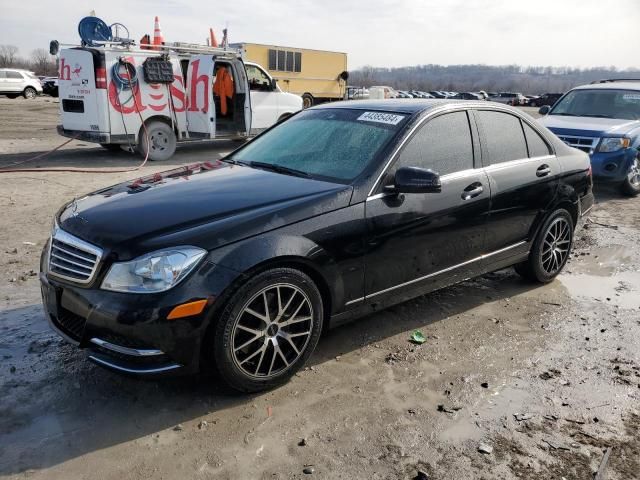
[39,252,241,377]
[590,149,638,183]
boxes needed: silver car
[0,68,43,99]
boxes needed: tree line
[349,64,640,95]
[0,45,57,76]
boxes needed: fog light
[604,163,618,172]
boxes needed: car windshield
[550,88,640,120]
[227,108,407,183]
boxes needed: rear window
[477,110,528,164]
[229,109,408,183]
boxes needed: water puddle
[559,271,640,310]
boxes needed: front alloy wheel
[621,157,640,197]
[212,268,323,392]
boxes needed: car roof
[311,99,499,114]
[574,81,640,91]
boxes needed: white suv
[0,69,43,99]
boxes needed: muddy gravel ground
[0,97,639,480]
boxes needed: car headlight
[598,137,630,153]
[101,247,206,293]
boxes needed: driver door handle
[536,164,551,177]
[461,182,483,200]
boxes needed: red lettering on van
[59,58,71,81]
[188,60,209,113]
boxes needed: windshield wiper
[552,113,578,116]
[247,161,312,178]
[582,114,613,118]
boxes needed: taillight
[95,66,107,89]
[587,165,592,177]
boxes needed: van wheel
[23,87,37,99]
[620,157,640,197]
[211,267,324,392]
[138,121,176,161]
[514,209,574,283]
[302,93,314,109]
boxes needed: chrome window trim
[345,296,365,306]
[483,154,556,173]
[90,337,165,357]
[366,103,546,197]
[367,241,527,299]
[48,225,103,285]
[88,355,182,374]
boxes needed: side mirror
[538,105,550,115]
[388,166,442,194]
[271,78,277,90]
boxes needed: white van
[57,43,302,160]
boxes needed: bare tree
[0,45,19,67]
[31,48,53,76]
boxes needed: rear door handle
[536,164,551,177]
[461,182,483,200]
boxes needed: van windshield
[227,109,407,183]
[550,89,640,120]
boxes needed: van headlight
[598,137,630,153]
[101,247,206,293]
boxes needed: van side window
[477,110,528,164]
[522,122,552,158]
[246,65,272,92]
[395,111,474,176]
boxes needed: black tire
[23,87,37,99]
[620,157,640,197]
[100,143,123,152]
[212,267,324,392]
[514,209,574,283]
[6,94,19,99]
[302,93,314,109]
[138,121,177,161]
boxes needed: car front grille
[557,135,599,154]
[53,307,87,341]
[49,227,103,284]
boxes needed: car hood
[57,162,352,260]
[539,115,640,137]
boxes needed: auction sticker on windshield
[357,111,405,125]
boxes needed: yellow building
[233,43,348,108]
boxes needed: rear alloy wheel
[515,209,573,283]
[138,121,177,161]
[621,157,640,197]
[23,87,37,99]
[213,268,323,392]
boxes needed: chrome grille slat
[48,225,103,284]
[557,135,599,154]
[50,252,94,270]
[51,243,97,263]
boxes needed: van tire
[23,87,37,99]
[302,93,314,109]
[138,121,177,161]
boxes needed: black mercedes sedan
[40,100,594,392]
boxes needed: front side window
[245,65,272,92]
[550,89,640,121]
[228,109,407,183]
[395,111,474,176]
[477,110,528,164]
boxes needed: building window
[267,49,302,72]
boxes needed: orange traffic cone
[209,28,218,48]
[153,16,164,50]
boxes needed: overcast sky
[1,0,639,69]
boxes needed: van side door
[245,63,279,132]
[186,55,215,138]
[474,109,560,262]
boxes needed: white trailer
[57,42,302,160]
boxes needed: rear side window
[477,110,528,164]
[6,71,22,79]
[522,122,551,157]
[396,111,474,176]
